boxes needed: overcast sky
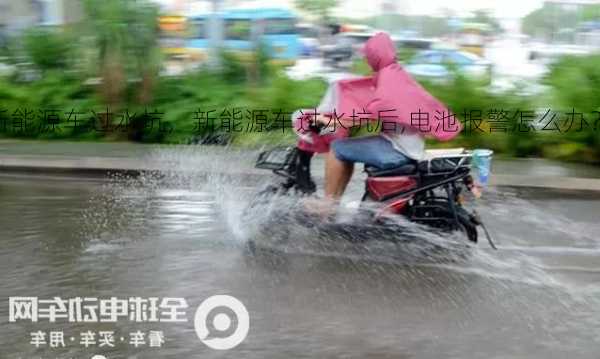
[157,0,547,18]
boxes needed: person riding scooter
[252,33,496,247]
[312,32,462,210]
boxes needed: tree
[470,10,502,33]
[581,4,600,21]
[82,0,160,106]
[294,0,338,22]
[522,3,579,40]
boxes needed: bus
[187,8,300,63]
[158,15,188,57]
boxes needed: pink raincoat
[296,32,461,153]
[338,32,461,140]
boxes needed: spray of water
[79,145,600,306]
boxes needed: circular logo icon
[194,295,249,350]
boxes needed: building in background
[0,0,82,33]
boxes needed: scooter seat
[364,163,417,177]
[417,157,468,173]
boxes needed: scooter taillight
[367,176,418,201]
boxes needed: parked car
[296,23,321,57]
[319,23,372,66]
[320,33,354,67]
[405,49,492,81]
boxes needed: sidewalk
[1,140,600,192]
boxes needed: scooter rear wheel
[409,199,479,243]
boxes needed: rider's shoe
[300,196,337,223]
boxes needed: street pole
[208,0,223,69]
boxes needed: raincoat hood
[334,32,462,142]
[364,32,397,71]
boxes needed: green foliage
[397,48,417,64]
[0,31,23,62]
[544,55,600,113]
[581,4,600,21]
[415,54,600,162]
[82,0,158,59]
[254,42,272,83]
[2,0,600,163]
[350,58,371,75]
[421,74,526,154]
[350,49,415,75]
[120,68,326,144]
[219,50,247,83]
[254,73,327,113]
[227,20,251,40]
[542,55,600,161]
[23,28,73,71]
[2,59,600,163]
[521,3,599,39]
[0,71,100,140]
[218,43,273,85]
[294,0,338,21]
[81,0,160,105]
[470,10,503,34]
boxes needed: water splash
[79,146,600,302]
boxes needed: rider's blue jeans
[331,135,411,169]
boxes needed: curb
[2,155,600,194]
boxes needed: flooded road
[1,152,600,359]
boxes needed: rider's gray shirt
[318,80,425,161]
[381,125,425,161]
